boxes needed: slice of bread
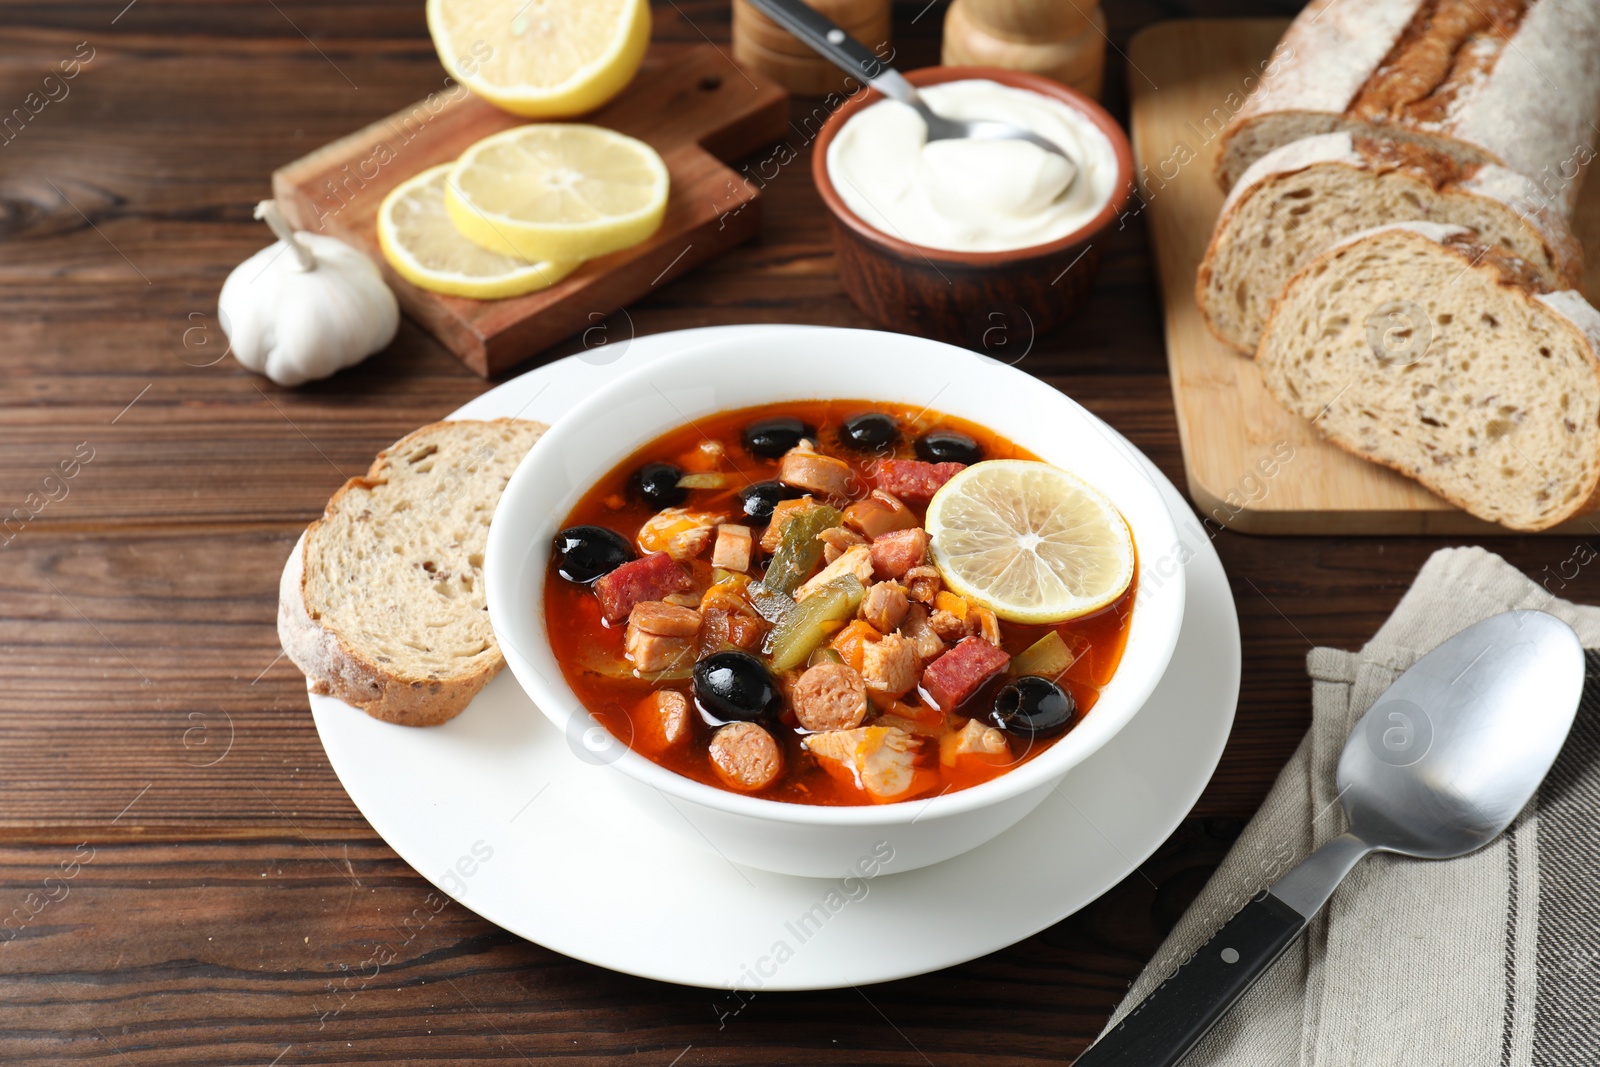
[1198,133,1584,355]
[279,419,546,725]
[1256,222,1600,532]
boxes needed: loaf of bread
[279,419,546,726]
[1256,221,1600,531]
[1215,0,1600,213]
[1198,132,1584,354]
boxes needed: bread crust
[278,418,545,727]
[1216,0,1600,211]
[1255,224,1600,531]
[1196,132,1584,354]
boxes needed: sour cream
[826,79,1117,255]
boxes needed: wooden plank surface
[273,43,790,376]
[1128,19,1600,536]
[7,1,1600,1063]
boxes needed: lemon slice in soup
[925,460,1134,624]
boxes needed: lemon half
[445,123,669,263]
[925,460,1135,624]
[378,164,580,299]
[427,0,651,118]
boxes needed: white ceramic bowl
[485,327,1185,878]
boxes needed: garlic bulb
[221,201,399,387]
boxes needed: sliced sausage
[843,489,919,539]
[595,552,692,622]
[792,661,869,732]
[873,459,964,505]
[708,721,783,792]
[921,636,1012,711]
[635,690,692,752]
[778,445,855,500]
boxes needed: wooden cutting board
[1128,19,1600,535]
[272,44,789,377]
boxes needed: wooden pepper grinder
[732,0,892,97]
[941,0,1106,99]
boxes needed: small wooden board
[272,44,789,377]
[1128,19,1600,535]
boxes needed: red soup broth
[543,400,1136,806]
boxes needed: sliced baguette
[1198,133,1583,354]
[1214,0,1600,210]
[1256,221,1600,531]
[278,418,546,725]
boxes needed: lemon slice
[377,164,580,299]
[445,124,669,263]
[925,460,1134,624]
[427,0,651,118]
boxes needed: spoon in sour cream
[745,0,1079,193]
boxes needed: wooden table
[3,1,1585,1062]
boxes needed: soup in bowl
[485,328,1184,876]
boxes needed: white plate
[304,325,1240,991]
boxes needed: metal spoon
[1076,609,1586,1067]
[743,0,1078,185]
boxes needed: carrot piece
[830,619,881,673]
[934,591,969,619]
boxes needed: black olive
[839,412,900,451]
[739,479,804,525]
[743,416,813,458]
[915,431,984,465]
[552,525,636,584]
[989,676,1076,739]
[693,651,780,723]
[632,462,688,507]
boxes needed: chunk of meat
[595,552,692,622]
[699,596,769,655]
[624,601,702,673]
[869,528,929,580]
[939,718,1010,767]
[874,459,964,504]
[861,632,919,699]
[803,726,936,803]
[929,608,972,641]
[709,722,783,792]
[637,507,726,561]
[760,496,818,553]
[922,636,1011,711]
[795,544,874,601]
[778,444,855,500]
[860,581,909,633]
[628,600,703,637]
[899,603,946,660]
[843,489,919,539]
[711,524,753,572]
[635,690,692,752]
[903,564,942,604]
[625,628,696,674]
[792,661,869,732]
[818,525,867,564]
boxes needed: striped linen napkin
[1107,546,1600,1066]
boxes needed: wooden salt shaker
[941,0,1106,98]
[733,0,892,97]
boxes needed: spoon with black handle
[1075,608,1584,1066]
[743,0,1078,185]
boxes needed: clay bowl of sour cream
[813,67,1132,349]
